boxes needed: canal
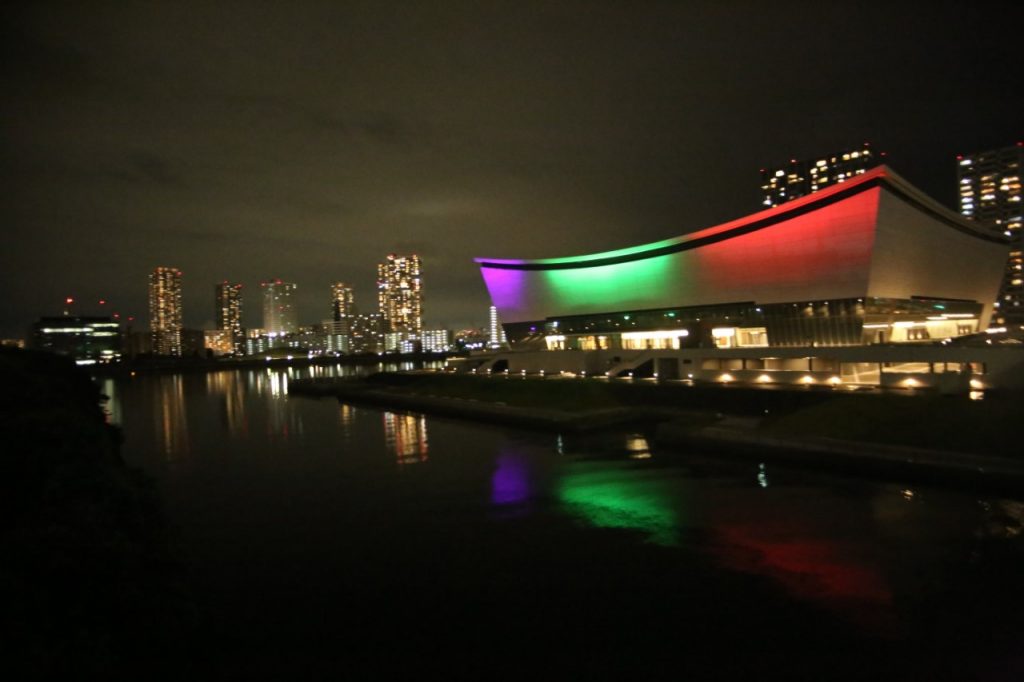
[103,365,1024,679]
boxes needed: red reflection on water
[714,522,896,634]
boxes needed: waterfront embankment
[291,372,715,433]
[89,351,453,378]
[291,371,1024,490]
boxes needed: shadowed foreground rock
[0,348,194,679]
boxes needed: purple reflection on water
[492,452,531,506]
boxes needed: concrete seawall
[657,421,1024,493]
[292,377,1024,493]
[290,378,651,433]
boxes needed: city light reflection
[206,371,247,435]
[383,411,428,466]
[757,463,769,488]
[339,403,356,433]
[100,377,121,425]
[625,434,651,459]
[154,374,188,459]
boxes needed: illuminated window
[737,327,769,347]
[621,330,689,350]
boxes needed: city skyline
[1,3,1021,338]
[760,144,880,208]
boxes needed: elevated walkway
[446,344,1024,392]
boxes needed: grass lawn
[760,392,1023,457]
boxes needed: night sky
[2,1,1020,338]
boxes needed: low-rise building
[31,316,122,364]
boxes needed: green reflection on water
[558,467,679,546]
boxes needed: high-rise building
[215,282,244,353]
[760,143,880,207]
[149,266,183,356]
[488,305,507,348]
[957,143,1023,329]
[261,279,298,335]
[377,254,422,335]
[331,282,356,322]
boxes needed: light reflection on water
[99,377,121,425]
[109,363,443,449]
[104,366,1024,652]
[383,411,429,465]
[155,374,189,459]
[558,465,680,547]
[338,403,356,434]
[625,433,651,459]
[491,449,531,507]
[206,371,247,435]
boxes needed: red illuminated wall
[696,188,878,302]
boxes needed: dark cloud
[309,110,414,146]
[1,1,1022,337]
[0,16,93,94]
[123,151,186,187]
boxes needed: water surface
[105,366,1024,678]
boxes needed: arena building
[467,167,1024,390]
[478,166,1006,352]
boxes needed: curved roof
[475,166,1002,271]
